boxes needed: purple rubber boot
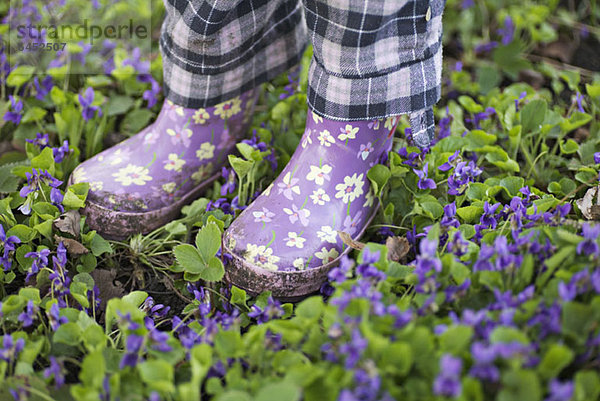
[223,111,399,299]
[69,89,258,238]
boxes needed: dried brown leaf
[54,235,89,255]
[386,236,410,262]
[338,231,365,250]
[53,210,81,238]
[90,269,125,313]
[575,186,598,220]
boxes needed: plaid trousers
[160,0,445,147]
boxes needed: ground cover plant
[1,0,600,400]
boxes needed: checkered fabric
[160,0,446,148]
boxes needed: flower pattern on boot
[224,113,399,272]
[71,90,258,213]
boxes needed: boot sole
[67,172,221,240]
[222,203,379,302]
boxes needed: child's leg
[224,0,446,298]
[71,0,308,238]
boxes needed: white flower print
[277,172,300,200]
[71,167,88,183]
[284,232,306,249]
[191,163,213,183]
[196,142,215,161]
[384,116,399,131]
[89,181,103,191]
[112,164,152,186]
[107,148,131,166]
[143,131,159,146]
[244,244,280,271]
[193,108,210,124]
[167,128,193,147]
[315,247,339,264]
[312,111,323,124]
[306,164,332,186]
[164,153,186,172]
[301,128,313,149]
[293,257,305,270]
[283,204,310,226]
[162,182,176,193]
[166,100,185,117]
[357,142,374,161]
[253,207,275,223]
[310,188,331,205]
[317,225,338,244]
[262,183,274,197]
[338,124,359,141]
[317,130,335,147]
[335,173,365,204]
[214,97,242,120]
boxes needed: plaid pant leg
[304,0,446,148]
[160,0,308,108]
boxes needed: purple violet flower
[433,354,463,397]
[545,379,574,401]
[3,96,23,125]
[78,87,102,121]
[497,16,515,45]
[43,356,65,389]
[18,300,38,327]
[413,162,437,190]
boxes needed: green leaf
[63,189,86,209]
[271,102,291,121]
[21,107,47,124]
[90,233,113,256]
[53,322,82,345]
[174,244,203,274]
[0,162,25,193]
[439,325,474,354]
[33,219,53,239]
[6,66,35,87]
[201,257,225,282]
[230,286,247,308]
[497,369,541,401]
[559,138,579,154]
[106,96,134,116]
[458,96,483,113]
[79,350,105,388]
[122,108,154,134]
[574,370,600,401]
[214,330,243,359]
[490,326,529,345]
[521,99,547,134]
[464,130,497,150]
[380,342,413,376]
[7,224,36,242]
[456,206,483,224]
[499,176,525,197]
[31,147,55,172]
[560,112,592,133]
[538,344,574,380]
[228,155,253,179]
[562,301,595,340]
[536,246,575,288]
[255,380,301,401]
[295,296,324,320]
[195,221,222,261]
[138,360,175,393]
[367,164,391,197]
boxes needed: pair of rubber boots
[70,88,398,298]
